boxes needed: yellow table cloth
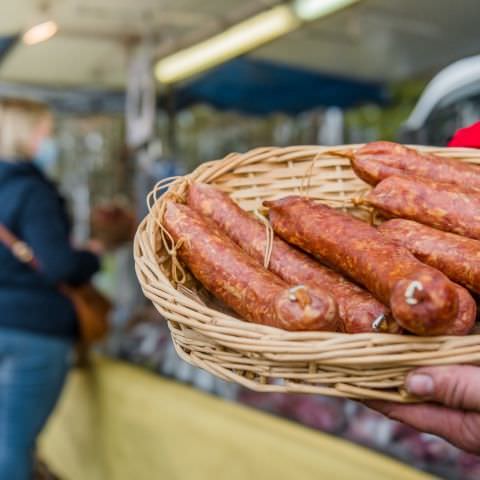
[40,357,436,480]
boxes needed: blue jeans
[0,328,72,480]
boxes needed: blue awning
[0,55,387,116]
[171,57,387,115]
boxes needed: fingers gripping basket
[134,145,480,402]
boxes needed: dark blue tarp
[171,57,387,115]
[0,35,19,63]
[0,55,386,115]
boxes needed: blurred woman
[0,99,100,479]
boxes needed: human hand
[366,366,480,454]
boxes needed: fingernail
[406,373,434,397]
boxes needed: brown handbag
[0,224,111,345]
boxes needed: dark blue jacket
[0,160,100,339]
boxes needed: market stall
[1,2,480,480]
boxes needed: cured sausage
[187,183,399,333]
[379,219,480,293]
[163,201,338,331]
[265,196,459,336]
[349,141,480,190]
[364,175,480,240]
[444,285,476,336]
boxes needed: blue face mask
[33,137,58,175]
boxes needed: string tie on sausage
[162,226,186,285]
[299,151,357,209]
[147,176,184,211]
[351,188,371,207]
[146,178,192,286]
[405,280,424,305]
[300,152,322,196]
[254,210,274,269]
[154,199,187,285]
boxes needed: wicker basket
[134,145,480,402]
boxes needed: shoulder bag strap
[0,224,40,270]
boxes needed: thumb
[406,365,480,410]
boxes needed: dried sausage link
[265,196,459,336]
[350,141,480,191]
[379,219,480,294]
[365,175,480,240]
[163,201,337,331]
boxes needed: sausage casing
[187,183,397,333]
[365,175,480,240]
[350,141,480,190]
[445,284,476,336]
[163,201,337,331]
[379,219,480,294]
[265,196,459,335]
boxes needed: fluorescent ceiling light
[155,6,299,84]
[293,0,359,21]
[155,0,361,84]
[23,20,58,46]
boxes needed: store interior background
[1,1,480,479]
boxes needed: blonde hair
[0,98,51,160]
